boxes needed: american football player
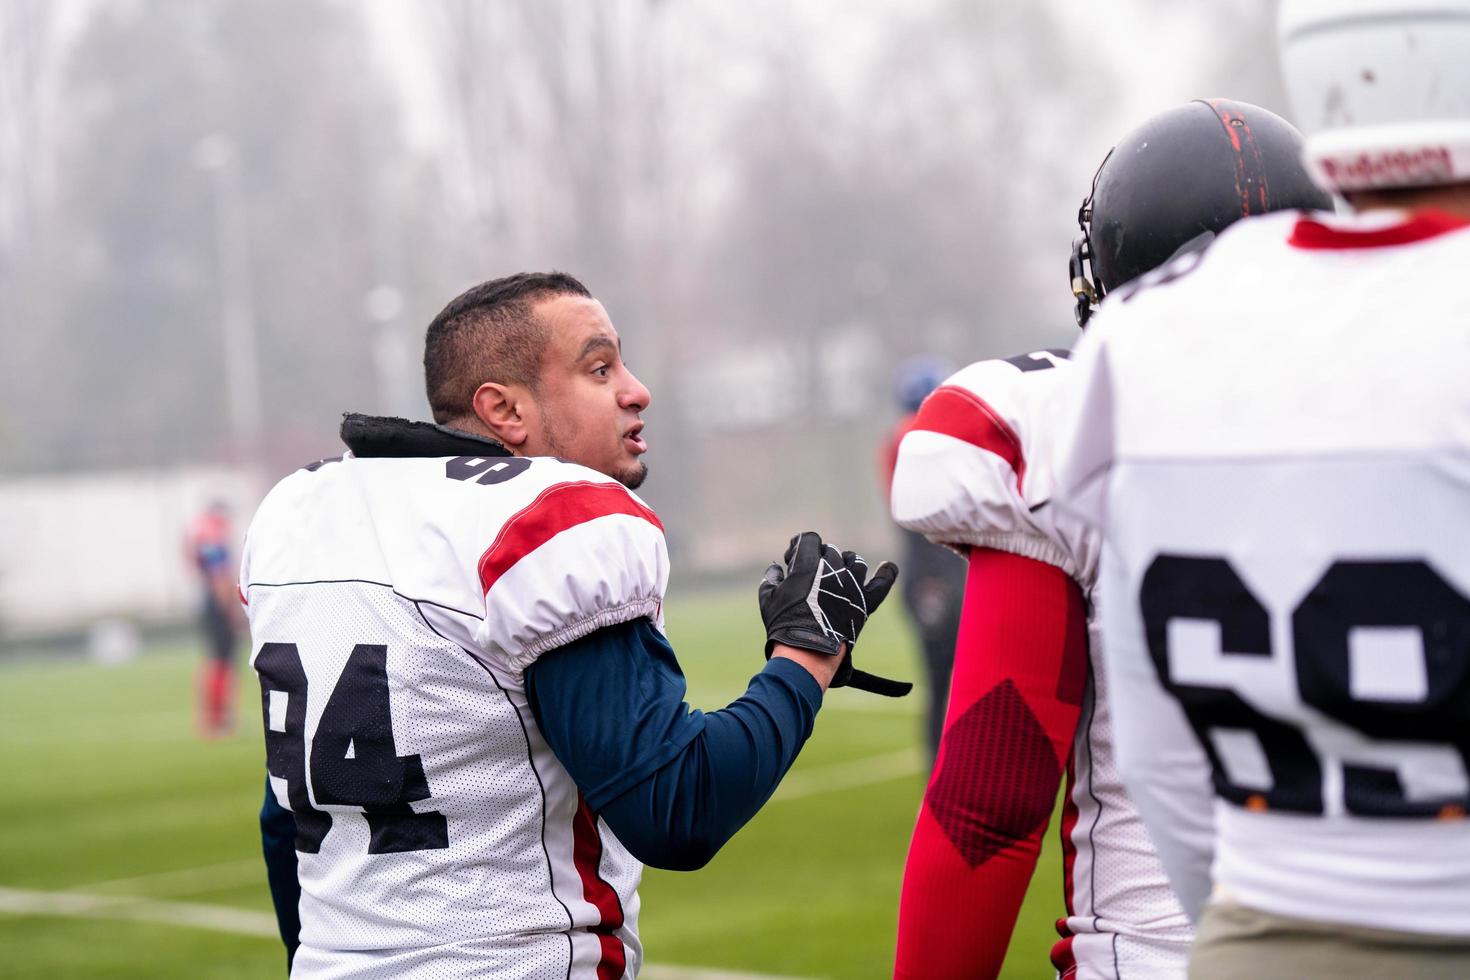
[245,272,904,977]
[188,500,242,737]
[890,101,1329,979]
[1051,2,1470,976]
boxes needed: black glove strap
[844,669,914,698]
[764,630,842,659]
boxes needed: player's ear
[471,382,528,449]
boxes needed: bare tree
[0,0,428,475]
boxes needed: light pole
[193,133,263,464]
[365,284,418,418]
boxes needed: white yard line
[0,886,803,978]
[70,858,264,897]
[0,885,279,937]
[773,748,924,801]
[0,711,206,744]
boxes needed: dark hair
[423,271,591,424]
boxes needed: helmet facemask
[1069,150,1112,328]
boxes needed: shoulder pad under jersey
[471,458,670,674]
[891,350,1093,580]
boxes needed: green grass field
[0,589,1065,978]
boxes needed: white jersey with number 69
[1053,207,1470,936]
[242,450,669,978]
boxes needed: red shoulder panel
[912,385,1027,491]
[477,481,663,595]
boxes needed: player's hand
[758,532,911,697]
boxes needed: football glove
[757,532,911,697]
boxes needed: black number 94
[257,642,449,853]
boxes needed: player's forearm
[769,642,840,690]
[526,618,822,870]
[599,657,821,870]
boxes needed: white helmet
[1278,1,1470,192]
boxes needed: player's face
[525,295,651,489]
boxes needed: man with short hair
[1051,2,1470,975]
[247,271,903,977]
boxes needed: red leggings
[199,658,236,735]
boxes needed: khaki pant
[1190,900,1470,979]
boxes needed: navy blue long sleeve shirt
[259,777,301,968]
[260,616,822,955]
[525,617,823,869]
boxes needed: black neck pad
[339,413,513,460]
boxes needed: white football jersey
[891,351,1193,978]
[242,450,670,978]
[1053,208,1470,937]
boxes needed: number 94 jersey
[1053,208,1470,936]
[241,451,669,978]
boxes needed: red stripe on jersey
[1051,757,1080,977]
[1288,208,1470,251]
[912,385,1027,492]
[1059,757,1079,918]
[571,793,627,979]
[1053,936,1078,980]
[477,481,663,596]
[237,584,248,607]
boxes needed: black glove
[757,532,911,697]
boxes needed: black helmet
[1070,98,1333,327]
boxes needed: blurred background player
[187,500,241,737]
[1053,2,1470,976]
[247,272,903,975]
[890,101,1330,978]
[879,355,967,764]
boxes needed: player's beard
[620,460,648,491]
[541,406,648,490]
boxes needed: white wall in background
[0,466,263,636]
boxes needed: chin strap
[1069,235,1100,328]
[339,413,513,460]
[1069,148,1114,328]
